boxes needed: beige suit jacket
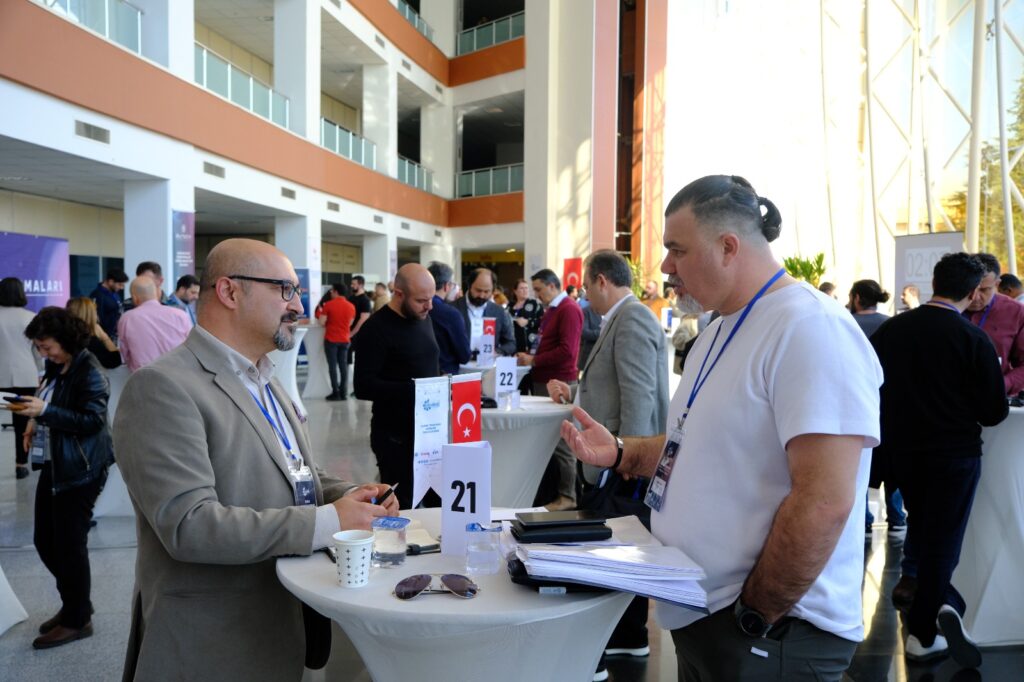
[114,328,355,681]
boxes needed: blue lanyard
[927,300,960,313]
[248,384,295,457]
[686,268,786,415]
[975,299,993,329]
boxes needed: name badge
[645,418,685,512]
[290,465,316,506]
[30,425,50,466]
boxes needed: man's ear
[720,232,740,266]
[215,277,242,310]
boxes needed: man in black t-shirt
[346,275,373,369]
[353,264,440,509]
[871,252,1008,668]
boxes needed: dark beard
[468,295,488,308]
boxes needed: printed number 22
[498,371,514,387]
[451,480,477,513]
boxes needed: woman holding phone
[18,306,114,649]
[0,277,40,480]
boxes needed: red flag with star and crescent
[451,375,482,443]
[563,258,583,289]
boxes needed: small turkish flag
[482,318,496,337]
[563,258,583,289]
[451,375,482,443]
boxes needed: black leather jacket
[33,350,114,492]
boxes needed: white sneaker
[604,645,650,657]
[937,605,982,668]
[905,634,948,661]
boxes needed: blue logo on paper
[422,398,441,411]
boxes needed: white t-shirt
[651,282,882,641]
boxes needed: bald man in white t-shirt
[562,175,882,681]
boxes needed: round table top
[276,509,624,628]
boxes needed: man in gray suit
[547,249,668,674]
[114,239,397,681]
[453,268,517,357]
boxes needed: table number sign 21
[441,441,492,556]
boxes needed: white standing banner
[441,440,492,556]
[894,232,964,309]
[493,356,520,408]
[412,376,450,508]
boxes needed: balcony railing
[43,0,141,54]
[398,156,433,192]
[194,43,289,129]
[456,163,524,198]
[457,11,525,56]
[321,118,377,171]
[398,0,434,42]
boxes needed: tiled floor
[1,378,1022,681]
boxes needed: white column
[362,232,397,284]
[274,0,321,139]
[523,0,556,276]
[135,0,194,80]
[420,243,455,267]
[421,104,455,197]
[420,0,457,57]
[124,178,193,296]
[275,216,322,300]
[363,64,398,177]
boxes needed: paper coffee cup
[333,530,374,588]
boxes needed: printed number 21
[451,480,477,513]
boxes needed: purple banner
[0,231,70,312]
[172,211,196,283]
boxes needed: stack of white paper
[512,516,707,610]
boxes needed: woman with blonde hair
[66,297,122,369]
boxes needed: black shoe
[16,466,30,479]
[937,605,982,668]
[326,392,342,401]
[892,575,917,609]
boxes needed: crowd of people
[1,173,1022,680]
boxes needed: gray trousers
[531,379,578,502]
[672,605,857,682]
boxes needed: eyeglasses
[393,573,479,600]
[228,275,301,302]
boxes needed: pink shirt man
[117,299,192,372]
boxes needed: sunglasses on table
[393,573,479,601]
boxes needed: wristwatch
[734,598,772,637]
[611,436,625,472]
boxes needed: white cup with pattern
[332,530,374,588]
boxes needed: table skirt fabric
[301,325,333,400]
[0,561,28,637]
[953,407,1024,646]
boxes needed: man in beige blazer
[115,239,397,681]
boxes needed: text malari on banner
[451,373,482,443]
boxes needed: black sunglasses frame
[228,274,302,301]
[393,573,479,600]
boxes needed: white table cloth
[0,560,28,637]
[953,406,1024,646]
[277,509,630,682]
[95,365,135,518]
[482,396,573,507]
[457,362,531,398]
[269,326,307,415]
[300,325,333,400]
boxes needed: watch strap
[611,436,624,472]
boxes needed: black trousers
[34,466,106,628]
[324,342,350,394]
[2,385,36,466]
[893,455,980,644]
[370,431,440,510]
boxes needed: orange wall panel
[448,193,524,227]
[449,38,525,86]
[345,0,449,84]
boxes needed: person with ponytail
[848,280,891,338]
[559,174,883,680]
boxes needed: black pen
[319,547,336,563]
[373,482,398,506]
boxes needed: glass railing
[457,11,525,55]
[43,0,142,54]
[321,118,377,171]
[456,163,523,197]
[398,0,434,42]
[398,156,433,192]
[194,43,289,129]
